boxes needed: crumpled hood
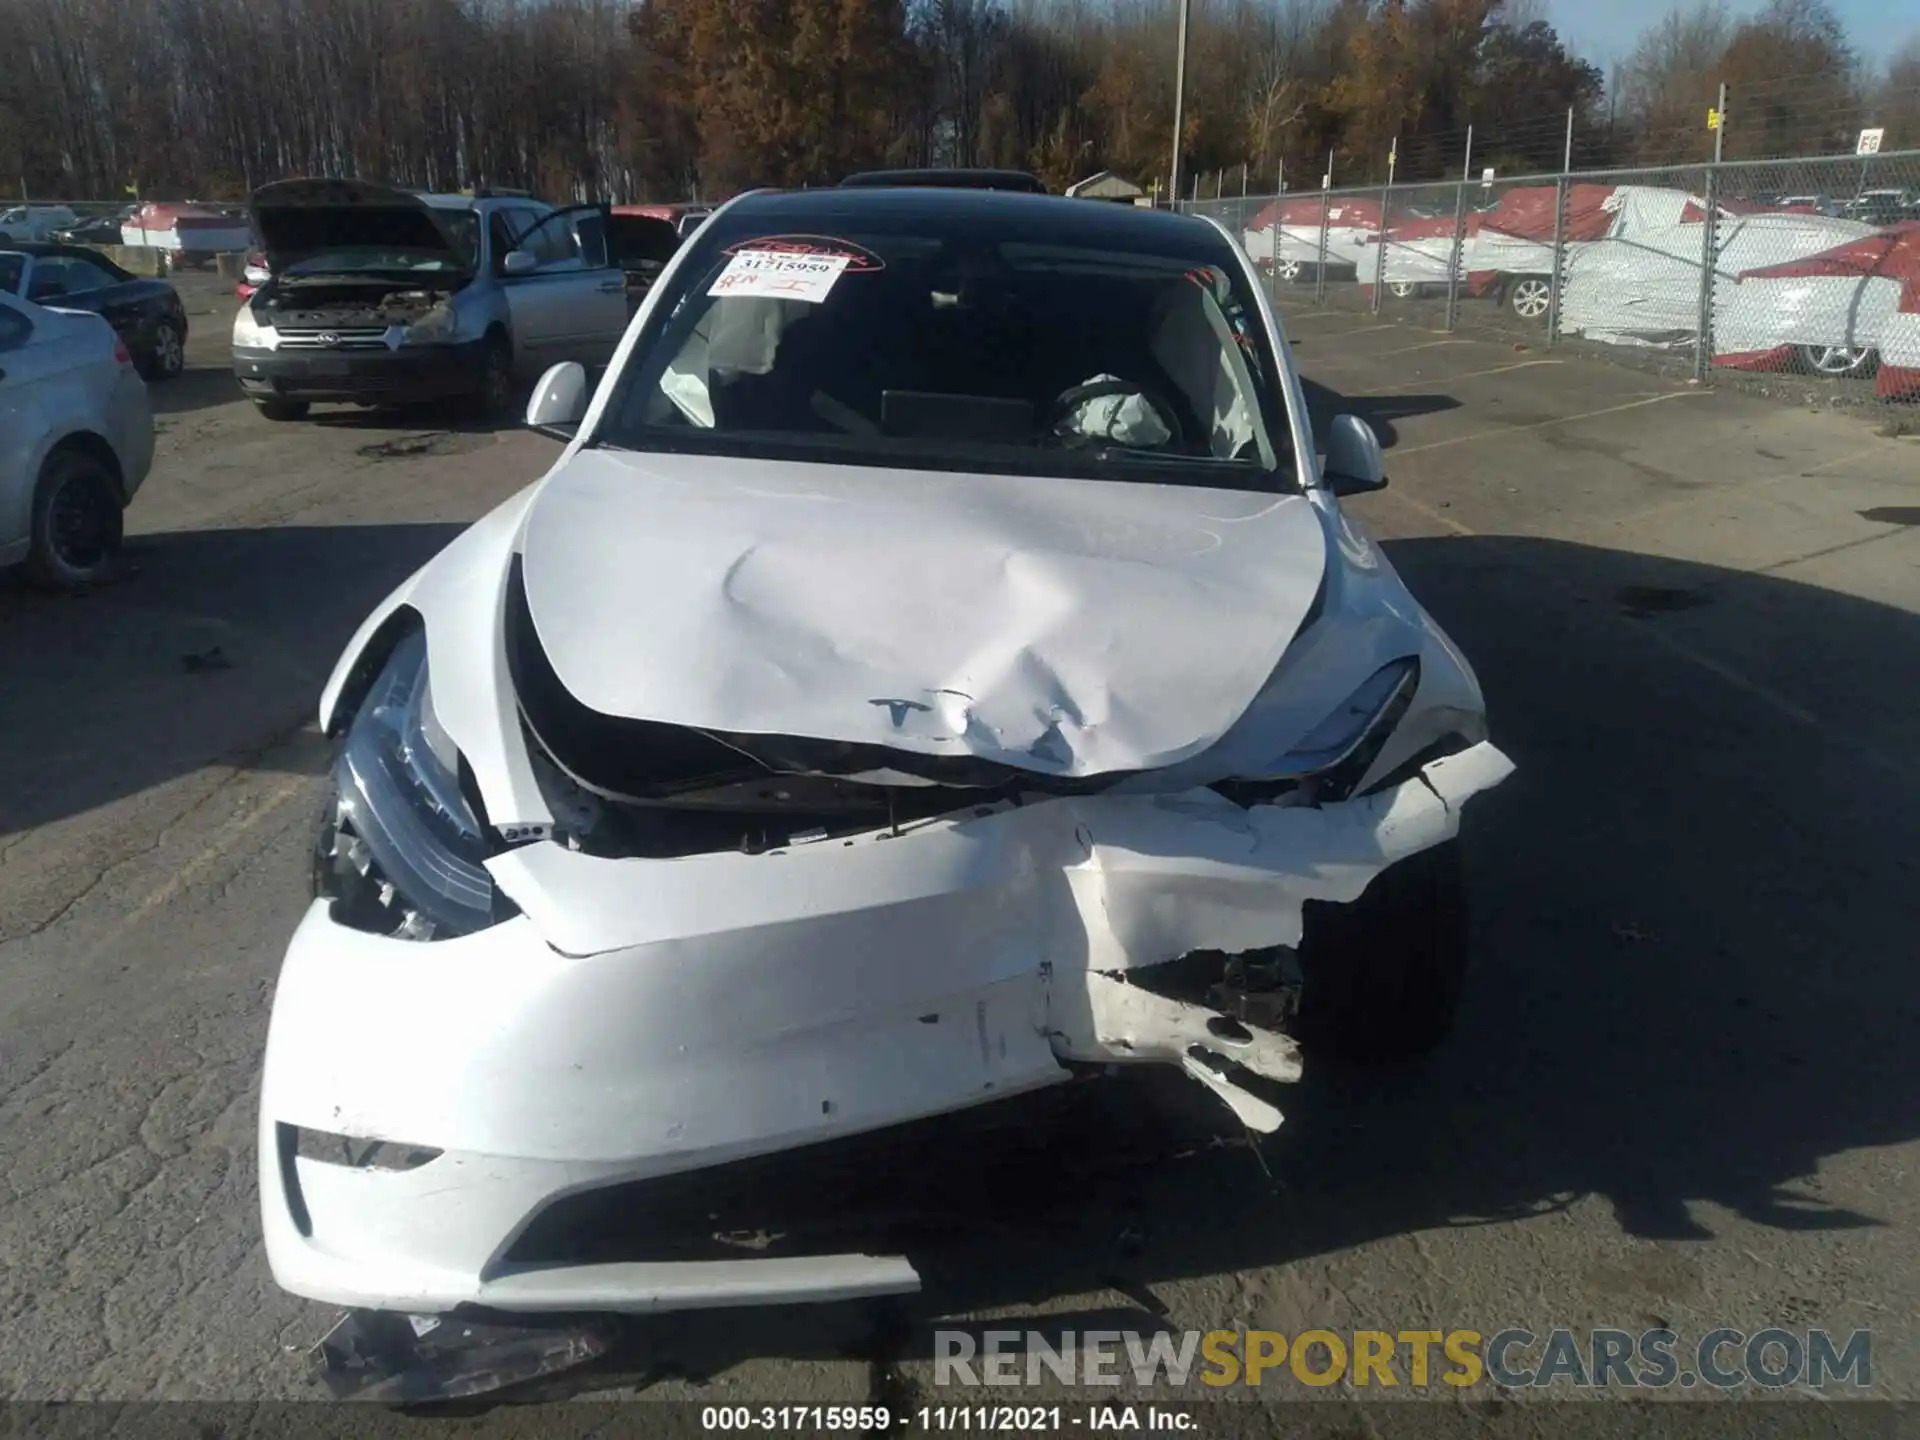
[516,450,1330,778]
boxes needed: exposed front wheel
[253,397,310,422]
[1294,840,1470,1063]
[475,336,514,419]
[27,448,125,591]
[1509,276,1551,321]
[1795,344,1877,377]
[143,320,185,380]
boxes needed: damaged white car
[259,184,1512,1320]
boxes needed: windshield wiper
[1084,445,1250,465]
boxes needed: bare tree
[1615,0,1733,161]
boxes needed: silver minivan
[231,181,629,421]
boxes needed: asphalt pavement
[1,275,1915,1408]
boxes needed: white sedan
[0,290,154,588]
[260,183,1512,1322]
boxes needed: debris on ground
[308,1308,614,1402]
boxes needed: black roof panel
[840,168,1048,193]
[716,185,1221,258]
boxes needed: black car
[840,168,1049,193]
[0,241,188,380]
[51,213,134,246]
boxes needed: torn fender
[489,741,1512,963]
[1044,742,1513,1130]
[317,486,556,834]
[488,742,1511,1137]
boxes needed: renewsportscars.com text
[934,1327,1872,1390]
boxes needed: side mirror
[1323,413,1387,497]
[502,249,538,276]
[526,361,587,440]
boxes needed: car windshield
[0,254,22,293]
[594,206,1297,490]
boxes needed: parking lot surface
[1,277,1916,1403]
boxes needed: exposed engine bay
[253,276,461,329]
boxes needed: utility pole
[1563,106,1574,172]
[1445,124,1473,332]
[1372,136,1397,314]
[1169,0,1192,208]
[1696,82,1727,383]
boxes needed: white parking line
[114,774,315,936]
[1377,483,1822,728]
[1375,450,1918,775]
[1292,323,1408,338]
[1371,338,1480,357]
[1393,390,1702,452]
[1362,358,1563,394]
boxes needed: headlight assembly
[316,629,507,939]
[1216,657,1420,805]
[1263,658,1419,779]
[232,301,271,347]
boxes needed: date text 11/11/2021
[700,1405,1196,1431]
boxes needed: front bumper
[259,742,1512,1315]
[233,339,485,405]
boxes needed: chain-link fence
[1190,148,1920,407]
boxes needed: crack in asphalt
[0,713,317,949]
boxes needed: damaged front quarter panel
[1043,739,1512,1130]
[487,740,1513,1136]
[317,485,557,837]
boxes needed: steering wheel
[1043,377,1186,449]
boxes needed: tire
[253,397,309,422]
[1794,344,1877,378]
[475,333,514,419]
[26,447,124,591]
[1387,280,1418,299]
[1276,257,1303,283]
[142,319,185,381]
[1293,840,1469,1063]
[1508,276,1551,322]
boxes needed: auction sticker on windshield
[708,248,850,302]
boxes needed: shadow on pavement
[148,364,242,416]
[0,523,461,839]
[494,534,1919,1391]
[1298,376,1460,448]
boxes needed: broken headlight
[1252,657,1420,783]
[320,629,499,939]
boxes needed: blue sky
[1546,0,1920,71]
